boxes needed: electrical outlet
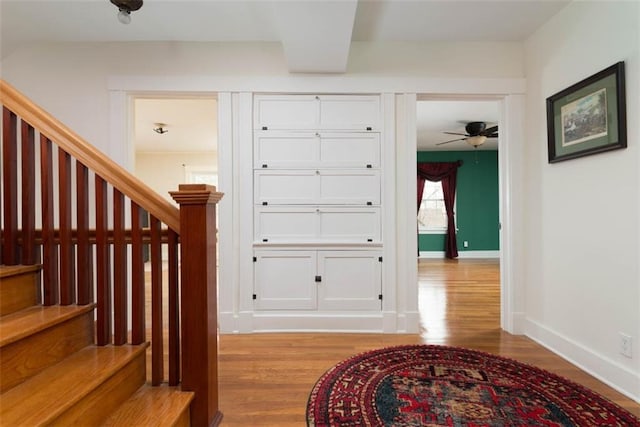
[619,333,632,358]
[463,241,469,248]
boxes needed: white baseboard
[249,312,385,333]
[382,311,397,333]
[222,311,422,334]
[396,311,421,333]
[525,318,640,403]
[419,250,500,259]
[219,311,238,333]
[510,311,526,335]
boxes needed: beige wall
[134,151,217,205]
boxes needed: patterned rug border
[306,344,639,427]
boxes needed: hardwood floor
[217,258,639,425]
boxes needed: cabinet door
[317,251,382,310]
[254,251,317,310]
[319,133,380,168]
[255,132,380,169]
[255,207,380,243]
[254,95,380,131]
[254,95,318,130]
[318,170,380,205]
[318,208,381,243]
[254,170,318,205]
[254,132,318,168]
[255,207,317,243]
[318,96,380,130]
[255,170,380,206]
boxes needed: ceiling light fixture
[466,135,487,147]
[110,0,143,25]
[153,123,168,134]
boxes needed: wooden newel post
[170,184,224,427]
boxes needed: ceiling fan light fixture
[467,135,487,147]
[110,0,143,24]
[117,9,132,24]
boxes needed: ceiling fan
[437,121,498,147]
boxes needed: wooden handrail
[0,80,180,232]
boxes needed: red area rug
[307,345,639,426]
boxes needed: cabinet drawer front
[254,133,318,168]
[254,251,317,310]
[255,171,317,205]
[319,133,380,168]
[319,171,380,205]
[319,209,381,242]
[254,95,318,130]
[317,251,382,311]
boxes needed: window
[184,165,218,187]
[418,180,452,233]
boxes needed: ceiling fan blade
[442,131,468,136]
[486,133,499,138]
[436,137,466,146]
[482,125,498,135]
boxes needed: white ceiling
[1,1,569,69]
[417,100,500,151]
[1,0,570,152]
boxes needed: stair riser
[0,311,94,392]
[0,271,39,316]
[102,386,194,427]
[50,350,146,426]
[174,409,191,427]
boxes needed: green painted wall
[417,151,499,253]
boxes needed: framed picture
[546,62,626,163]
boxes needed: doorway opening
[132,96,218,200]
[415,98,501,338]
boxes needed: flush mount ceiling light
[153,123,168,134]
[110,0,143,25]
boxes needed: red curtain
[417,161,462,259]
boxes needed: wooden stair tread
[0,344,149,426]
[102,385,194,426]
[0,264,41,278]
[0,304,95,347]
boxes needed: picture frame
[546,61,626,163]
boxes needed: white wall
[524,1,639,400]
[0,41,523,164]
[2,38,530,334]
[134,151,217,204]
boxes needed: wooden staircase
[0,265,194,426]
[1,80,223,425]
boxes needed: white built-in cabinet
[253,250,382,310]
[252,94,383,312]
